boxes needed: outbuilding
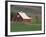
[12,11,32,24]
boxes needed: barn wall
[12,13,23,22]
[23,19,32,24]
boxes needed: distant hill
[10,5,41,16]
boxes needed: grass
[10,22,42,32]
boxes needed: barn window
[17,15,20,17]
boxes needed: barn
[12,11,32,24]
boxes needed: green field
[10,22,42,32]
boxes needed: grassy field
[10,22,42,32]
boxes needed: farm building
[12,11,32,24]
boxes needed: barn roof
[18,12,32,19]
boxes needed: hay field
[10,22,41,32]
